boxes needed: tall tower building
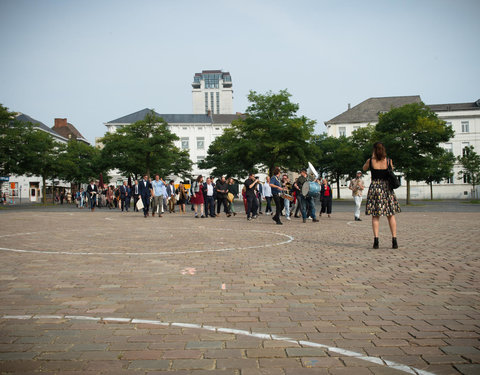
[192,70,233,114]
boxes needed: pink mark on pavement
[181,267,196,275]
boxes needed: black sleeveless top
[369,158,390,181]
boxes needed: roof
[106,108,239,125]
[427,99,480,112]
[52,122,90,144]
[15,113,67,141]
[325,96,422,125]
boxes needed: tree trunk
[336,173,341,199]
[406,179,411,205]
[430,182,433,200]
[42,174,47,205]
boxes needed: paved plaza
[0,204,479,374]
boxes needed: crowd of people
[79,142,401,248]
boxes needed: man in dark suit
[120,181,129,212]
[138,174,151,218]
[86,180,98,212]
[132,180,140,212]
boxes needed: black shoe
[373,237,379,249]
[303,219,306,223]
[201,215,205,218]
[313,219,319,222]
[276,221,283,225]
[392,237,398,249]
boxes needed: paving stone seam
[1,314,438,375]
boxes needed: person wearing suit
[138,174,152,218]
[120,181,130,212]
[132,180,140,212]
[86,180,98,212]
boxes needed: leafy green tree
[457,146,480,199]
[375,102,454,204]
[100,111,192,179]
[0,104,28,177]
[19,129,63,204]
[200,90,316,177]
[57,140,107,186]
[311,134,360,198]
[423,149,455,200]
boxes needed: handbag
[136,198,144,210]
[387,158,401,190]
[227,192,234,203]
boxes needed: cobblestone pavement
[0,208,479,374]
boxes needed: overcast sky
[1,0,479,144]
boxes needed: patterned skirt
[365,179,401,217]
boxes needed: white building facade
[192,70,233,115]
[104,109,239,181]
[324,96,480,200]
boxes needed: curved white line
[0,314,436,375]
[0,229,294,256]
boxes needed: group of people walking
[82,142,401,249]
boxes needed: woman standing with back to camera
[363,142,401,249]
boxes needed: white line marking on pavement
[0,314,437,375]
[0,229,294,256]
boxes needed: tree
[375,102,454,204]
[57,140,108,186]
[19,129,63,204]
[311,134,360,198]
[100,111,192,179]
[200,90,316,177]
[423,149,455,200]
[457,146,480,199]
[0,104,29,177]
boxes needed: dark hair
[373,142,387,160]
[196,175,203,182]
[273,167,281,176]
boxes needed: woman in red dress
[191,175,205,218]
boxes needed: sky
[0,0,479,144]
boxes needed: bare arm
[362,158,370,172]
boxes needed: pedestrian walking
[269,167,285,225]
[363,142,401,249]
[349,171,365,221]
[320,178,333,217]
[191,175,205,218]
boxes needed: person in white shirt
[263,176,273,215]
[204,177,216,217]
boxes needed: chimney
[348,103,351,110]
[54,118,68,128]
[207,109,212,116]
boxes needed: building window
[210,92,214,113]
[181,137,189,150]
[197,156,205,164]
[197,126,203,130]
[215,127,220,131]
[446,174,454,184]
[203,73,221,89]
[204,92,208,114]
[461,121,470,133]
[339,127,346,137]
[444,143,453,154]
[197,137,204,150]
[353,126,360,132]
[462,142,470,156]
[216,92,220,114]
[182,127,188,130]
[463,173,471,184]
